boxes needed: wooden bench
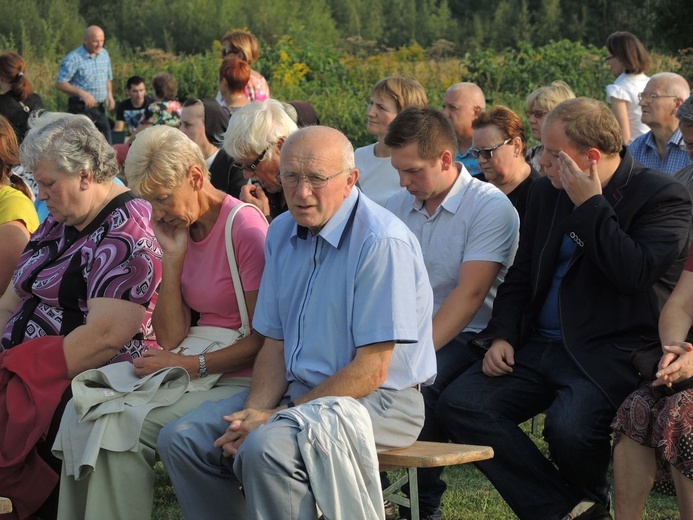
[0,497,12,514]
[379,441,494,520]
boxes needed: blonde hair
[372,76,428,113]
[222,30,261,64]
[525,81,576,113]
[125,126,208,198]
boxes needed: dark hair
[219,56,251,93]
[0,116,31,198]
[0,52,33,101]
[126,75,146,90]
[606,32,651,74]
[473,106,528,154]
[384,106,458,160]
[152,72,178,100]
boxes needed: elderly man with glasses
[158,124,437,520]
[629,72,691,174]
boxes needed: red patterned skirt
[612,384,693,489]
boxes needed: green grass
[151,416,680,519]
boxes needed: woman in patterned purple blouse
[0,113,162,518]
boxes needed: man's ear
[275,136,287,152]
[585,148,602,164]
[440,149,454,170]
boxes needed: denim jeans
[434,335,615,520]
[410,332,485,514]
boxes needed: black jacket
[209,150,245,199]
[476,150,692,406]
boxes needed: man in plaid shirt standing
[56,26,115,143]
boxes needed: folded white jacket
[52,362,189,480]
[271,396,385,520]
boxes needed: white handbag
[171,202,262,391]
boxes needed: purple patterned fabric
[1,196,162,362]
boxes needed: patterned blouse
[1,193,162,362]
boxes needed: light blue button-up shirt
[455,148,483,178]
[253,188,436,390]
[57,45,112,103]
[386,166,519,334]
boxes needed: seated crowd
[3,25,693,520]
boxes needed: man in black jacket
[432,98,691,520]
[179,98,245,198]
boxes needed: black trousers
[67,96,112,144]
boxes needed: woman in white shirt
[355,76,427,206]
[605,31,651,145]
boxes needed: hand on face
[557,151,602,206]
[151,216,188,258]
[240,183,270,217]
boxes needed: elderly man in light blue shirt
[158,125,436,520]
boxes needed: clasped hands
[214,408,276,457]
[653,342,693,388]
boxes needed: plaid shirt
[628,128,692,175]
[57,45,112,103]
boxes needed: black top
[0,92,43,143]
[506,167,540,223]
[209,150,246,199]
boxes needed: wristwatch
[198,354,208,378]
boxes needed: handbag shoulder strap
[224,202,266,336]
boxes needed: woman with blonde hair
[605,31,651,144]
[220,30,270,102]
[524,80,575,171]
[355,75,428,206]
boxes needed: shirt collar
[292,188,359,249]
[411,163,473,216]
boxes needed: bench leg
[408,466,419,520]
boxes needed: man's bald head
[281,125,355,173]
[83,26,105,55]
[442,82,486,145]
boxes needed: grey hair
[223,99,298,164]
[20,112,118,182]
[676,95,693,127]
[650,72,691,101]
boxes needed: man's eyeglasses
[604,55,615,62]
[278,168,350,189]
[469,139,512,160]
[525,109,547,119]
[637,92,678,102]
[233,149,268,172]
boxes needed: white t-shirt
[354,143,404,207]
[606,72,650,143]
